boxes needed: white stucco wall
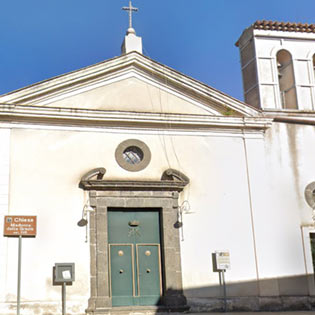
[2,126,262,308]
[181,122,315,298]
[180,134,259,297]
[2,119,315,312]
[0,128,10,303]
[260,123,315,292]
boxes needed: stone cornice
[263,109,315,117]
[263,109,315,125]
[79,168,189,192]
[0,104,272,131]
[79,180,188,192]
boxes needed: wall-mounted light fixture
[173,200,194,241]
[77,203,94,227]
[77,217,88,227]
[77,203,95,242]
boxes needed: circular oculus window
[305,182,315,208]
[123,146,144,165]
[115,139,151,172]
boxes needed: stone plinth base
[86,305,189,315]
[187,296,315,312]
[0,301,87,315]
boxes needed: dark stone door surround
[79,168,189,314]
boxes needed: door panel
[137,244,162,305]
[108,209,162,306]
[108,210,160,244]
[109,244,135,306]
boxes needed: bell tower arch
[236,20,315,111]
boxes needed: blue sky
[1,0,315,101]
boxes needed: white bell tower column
[236,21,315,111]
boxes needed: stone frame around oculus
[79,168,189,314]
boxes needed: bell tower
[236,20,315,111]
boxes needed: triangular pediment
[28,76,220,116]
[0,52,261,118]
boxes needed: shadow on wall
[156,288,189,312]
[184,273,315,312]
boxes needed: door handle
[146,269,151,273]
[119,269,124,274]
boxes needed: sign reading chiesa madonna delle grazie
[3,216,37,237]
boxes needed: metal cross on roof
[122,1,138,29]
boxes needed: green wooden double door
[108,208,162,306]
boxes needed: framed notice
[213,251,230,271]
[3,216,37,237]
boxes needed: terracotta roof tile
[254,20,315,33]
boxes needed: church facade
[0,19,315,314]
